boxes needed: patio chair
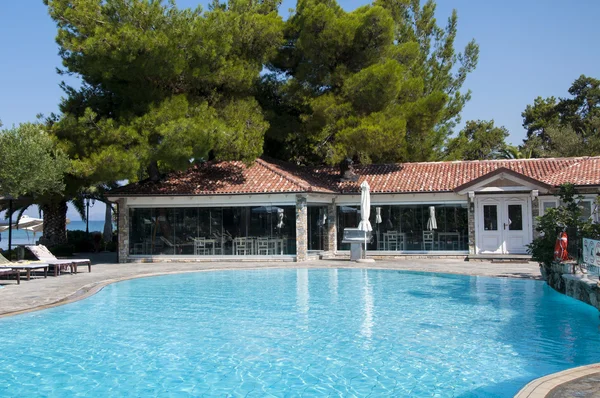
[0,253,48,281]
[422,231,435,251]
[386,231,400,251]
[26,245,91,276]
[233,237,251,255]
[211,234,224,255]
[194,238,211,255]
[256,237,276,255]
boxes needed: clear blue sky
[1,0,599,219]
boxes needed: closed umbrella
[358,181,372,259]
[276,208,285,229]
[426,206,438,231]
[375,207,382,249]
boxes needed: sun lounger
[0,253,49,281]
[0,268,20,284]
[26,245,92,276]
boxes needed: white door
[476,197,531,254]
[478,198,503,254]
[503,198,529,254]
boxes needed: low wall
[542,262,600,311]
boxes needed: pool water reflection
[0,269,599,397]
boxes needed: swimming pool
[0,269,599,396]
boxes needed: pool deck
[0,256,597,397]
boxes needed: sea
[0,221,109,251]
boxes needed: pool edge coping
[514,363,600,397]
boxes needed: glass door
[478,199,503,254]
[503,199,529,254]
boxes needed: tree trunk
[147,161,161,182]
[39,200,68,247]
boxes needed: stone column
[117,198,129,263]
[296,195,308,262]
[326,200,337,253]
[467,197,476,255]
[531,196,540,240]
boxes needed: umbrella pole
[8,199,12,255]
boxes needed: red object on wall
[554,232,569,262]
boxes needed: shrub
[66,230,95,253]
[529,184,600,268]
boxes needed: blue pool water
[0,269,599,397]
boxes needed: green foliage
[522,75,600,157]
[528,184,600,267]
[0,123,69,199]
[444,120,509,160]
[262,0,478,165]
[45,0,285,182]
[498,145,533,160]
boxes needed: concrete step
[468,254,532,263]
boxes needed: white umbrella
[358,181,372,259]
[426,206,437,230]
[13,215,43,229]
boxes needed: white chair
[234,237,251,255]
[212,235,224,255]
[194,238,211,255]
[386,231,399,251]
[423,231,435,251]
[256,237,276,255]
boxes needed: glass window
[308,206,328,251]
[129,205,296,256]
[507,204,523,230]
[337,206,359,250]
[483,205,498,231]
[540,200,557,216]
[338,203,468,252]
[580,200,593,221]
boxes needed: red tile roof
[109,158,334,196]
[108,156,600,196]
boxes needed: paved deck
[516,364,600,398]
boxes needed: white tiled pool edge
[514,363,600,397]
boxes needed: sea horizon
[0,220,113,251]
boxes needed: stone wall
[542,262,600,311]
[531,197,540,240]
[326,201,337,253]
[467,198,475,254]
[295,195,308,262]
[117,199,128,264]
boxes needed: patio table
[437,232,461,250]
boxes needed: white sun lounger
[26,245,92,276]
[0,253,49,281]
